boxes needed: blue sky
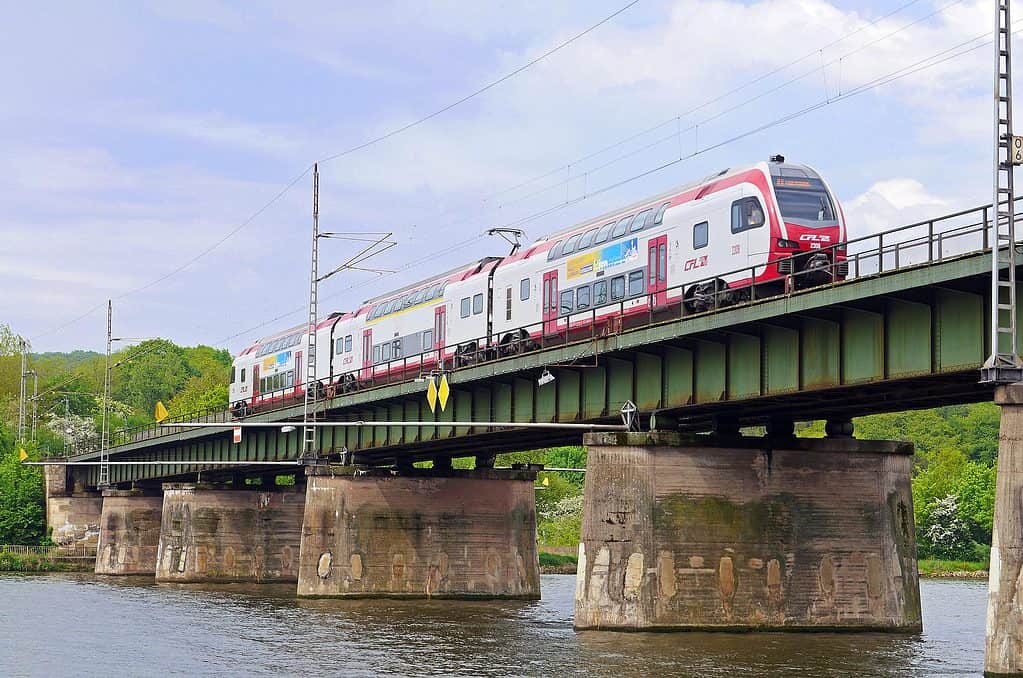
[0,0,1001,353]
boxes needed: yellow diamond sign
[426,376,438,413]
[437,374,451,411]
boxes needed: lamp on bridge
[537,368,555,387]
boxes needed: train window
[611,276,626,301]
[286,372,294,388]
[345,335,352,352]
[473,293,484,314]
[659,244,667,282]
[562,233,583,256]
[241,368,246,383]
[654,202,670,224]
[694,222,708,249]
[631,209,653,233]
[382,343,392,361]
[547,240,564,261]
[520,278,530,301]
[412,290,425,305]
[423,330,433,349]
[373,345,381,363]
[594,221,615,245]
[231,366,236,383]
[611,215,633,239]
[577,286,591,310]
[335,338,344,354]
[560,290,574,315]
[594,280,608,305]
[393,339,402,358]
[628,270,644,296]
[578,228,598,250]
[506,287,512,321]
[731,198,765,233]
[460,297,471,318]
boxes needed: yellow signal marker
[437,374,451,411]
[542,476,549,487]
[19,448,28,462]
[426,377,438,413]
[154,401,169,423]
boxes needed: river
[0,574,987,676]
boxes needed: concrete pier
[43,460,102,548]
[986,384,1023,677]
[95,489,163,575]
[575,432,920,632]
[297,467,540,599]
[155,483,305,583]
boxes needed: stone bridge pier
[96,488,163,575]
[42,460,102,549]
[574,432,921,632]
[297,466,540,599]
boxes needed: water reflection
[0,574,986,677]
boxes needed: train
[228,156,847,415]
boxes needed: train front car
[766,157,847,289]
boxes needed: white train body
[229,158,846,413]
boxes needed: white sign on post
[233,426,242,444]
[1012,136,1023,165]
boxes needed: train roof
[361,256,502,305]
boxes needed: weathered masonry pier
[575,432,920,631]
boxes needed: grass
[0,552,83,572]
[539,552,577,568]
[918,558,988,576]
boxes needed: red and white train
[229,156,847,414]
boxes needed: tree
[0,422,47,544]
[112,340,194,418]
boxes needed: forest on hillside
[0,321,1001,563]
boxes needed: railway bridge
[41,202,1023,660]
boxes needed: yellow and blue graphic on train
[261,351,292,372]
[566,238,639,279]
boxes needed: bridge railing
[100,199,1017,450]
[0,544,98,560]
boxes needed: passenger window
[373,345,381,363]
[560,290,574,315]
[631,209,653,233]
[542,278,550,314]
[628,271,645,296]
[241,368,246,383]
[231,366,236,383]
[694,222,709,249]
[423,330,433,349]
[335,338,344,354]
[594,222,615,245]
[412,290,425,305]
[731,198,765,233]
[547,240,564,261]
[577,286,591,309]
[393,339,402,358]
[594,280,608,305]
[460,297,471,318]
[520,278,530,301]
[562,233,583,256]
[578,228,598,250]
[611,216,633,239]
[611,276,626,301]
[382,343,392,361]
[345,335,352,352]
[473,293,484,314]
[653,202,670,224]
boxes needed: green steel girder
[76,251,1007,488]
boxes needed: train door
[434,306,446,364]
[361,329,373,380]
[647,234,668,307]
[294,351,303,396]
[542,270,559,335]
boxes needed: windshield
[776,188,836,226]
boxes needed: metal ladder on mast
[302,164,319,459]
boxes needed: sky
[0,0,1005,354]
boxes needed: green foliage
[0,423,47,544]
[112,339,195,416]
[539,552,578,567]
[0,552,73,572]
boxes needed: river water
[0,574,987,677]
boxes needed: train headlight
[776,238,800,249]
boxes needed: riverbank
[0,552,92,573]
[918,558,988,579]
[539,551,577,574]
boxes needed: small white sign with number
[1013,136,1023,165]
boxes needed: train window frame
[460,297,471,318]
[547,240,564,261]
[423,329,433,349]
[628,270,644,297]
[630,208,653,233]
[559,289,574,316]
[611,275,626,301]
[231,366,236,383]
[393,339,402,358]
[373,345,381,363]
[694,221,709,249]
[472,293,484,315]
[286,372,294,388]
[731,197,765,234]
[611,215,633,239]
[561,233,583,257]
[506,286,513,321]
[412,289,425,305]
[577,285,591,310]
[578,228,598,250]
[382,342,392,361]
[594,279,608,305]
[241,368,246,383]
[520,278,530,301]
[335,338,344,354]
[594,221,615,245]
[653,202,670,224]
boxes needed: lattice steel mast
[983,0,1023,383]
[302,164,320,460]
[99,300,112,487]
